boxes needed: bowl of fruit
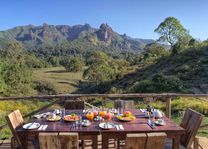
[63,114,80,122]
[117,111,136,122]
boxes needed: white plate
[99,122,115,129]
[81,122,91,127]
[155,120,165,126]
[23,122,40,129]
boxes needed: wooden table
[16,109,184,149]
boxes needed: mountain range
[0,23,154,53]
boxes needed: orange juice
[99,111,106,118]
[86,113,94,121]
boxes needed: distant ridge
[0,23,154,53]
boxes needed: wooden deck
[0,137,208,149]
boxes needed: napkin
[119,124,124,130]
[38,125,44,130]
[42,125,48,130]
[38,125,48,130]
[140,109,145,113]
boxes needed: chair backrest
[114,99,124,109]
[39,132,78,149]
[124,100,135,109]
[125,133,147,149]
[180,108,204,148]
[125,133,166,149]
[146,133,166,149]
[64,99,85,110]
[5,109,24,148]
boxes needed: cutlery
[26,122,35,129]
[38,125,44,130]
[71,124,75,130]
[147,121,155,129]
[115,125,120,130]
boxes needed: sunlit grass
[33,67,83,94]
[0,99,49,139]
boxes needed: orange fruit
[99,111,106,118]
[86,113,94,121]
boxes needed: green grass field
[33,67,83,94]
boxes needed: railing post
[166,98,171,119]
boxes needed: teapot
[153,109,163,118]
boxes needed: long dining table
[16,109,184,149]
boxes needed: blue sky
[0,0,208,40]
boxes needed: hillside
[95,43,208,94]
[0,23,154,53]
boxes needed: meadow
[33,67,83,94]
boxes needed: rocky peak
[83,23,92,30]
[97,23,113,42]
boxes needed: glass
[79,116,82,128]
[61,108,65,118]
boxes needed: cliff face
[96,24,113,42]
[0,23,154,53]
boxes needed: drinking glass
[61,108,65,118]
[79,116,83,128]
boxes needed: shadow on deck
[1,136,208,149]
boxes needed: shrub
[64,57,84,72]
[132,73,183,93]
[33,81,57,95]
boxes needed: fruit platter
[46,115,61,121]
[63,114,80,122]
[117,111,136,122]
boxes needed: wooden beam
[166,98,171,119]
[1,93,208,101]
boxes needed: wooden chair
[165,108,204,149]
[5,109,24,149]
[64,99,85,110]
[114,99,124,109]
[39,132,79,149]
[114,100,135,110]
[125,133,166,149]
[124,100,135,109]
[146,133,167,149]
[180,108,204,149]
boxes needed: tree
[154,17,191,48]
[87,51,110,65]
[83,51,129,83]
[144,43,169,58]
[0,59,35,96]
[83,63,114,83]
[64,57,84,72]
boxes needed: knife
[147,122,155,129]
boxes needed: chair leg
[193,137,199,149]
[11,137,16,149]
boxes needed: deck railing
[0,93,208,132]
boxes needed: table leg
[102,134,109,149]
[19,135,28,149]
[92,135,98,149]
[172,136,180,149]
